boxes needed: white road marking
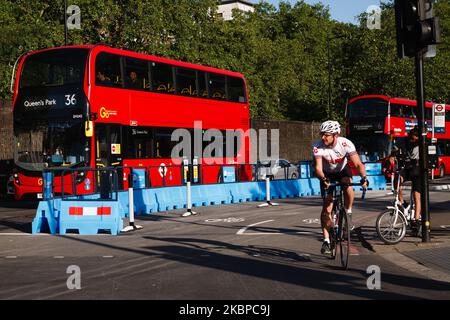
[237,220,315,236]
[237,220,274,235]
[205,217,245,223]
[102,255,114,258]
[53,256,64,259]
[5,256,17,259]
[302,218,320,224]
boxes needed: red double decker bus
[346,95,450,177]
[11,45,250,200]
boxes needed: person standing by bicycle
[399,127,422,232]
[313,121,368,256]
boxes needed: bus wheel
[439,164,445,178]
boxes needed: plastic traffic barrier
[269,180,300,199]
[364,163,382,176]
[297,178,321,196]
[59,200,123,235]
[191,184,232,206]
[154,186,186,211]
[227,181,266,203]
[32,200,59,234]
[132,168,147,189]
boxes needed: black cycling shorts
[321,164,353,196]
[401,167,421,193]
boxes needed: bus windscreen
[348,98,388,119]
[14,121,86,171]
[19,48,88,89]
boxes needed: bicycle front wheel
[338,211,350,269]
[376,209,407,245]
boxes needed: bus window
[155,128,178,158]
[95,52,123,88]
[209,73,226,100]
[197,71,208,98]
[436,141,445,156]
[203,129,224,158]
[228,77,246,103]
[348,98,387,118]
[390,104,400,117]
[445,140,450,156]
[151,62,175,94]
[176,68,196,96]
[20,48,88,88]
[403,105,417,118]
[124,57,149,91]
[128,128,153,159]
[425,107,432,121]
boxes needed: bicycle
[376,168,421,244]
[325,182,366,270]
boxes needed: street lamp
[327,34,346,118]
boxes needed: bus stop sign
[433,103,446,134]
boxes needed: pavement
[393,176,450,191]
[357,176,450,284]
[359,228,450,284]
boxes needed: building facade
[218,0,255,21]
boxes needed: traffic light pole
[414,50,431,242]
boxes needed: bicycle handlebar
[326,182,367,200]
[328,182,366,187]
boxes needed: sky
[264,0,382,25]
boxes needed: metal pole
[414,50,431,242]
[121,169,142,232]
[431,103,435,180]
[187,181,192,209]
[128,179,135,226]
[64,0,68,46]
[182,165,197,217]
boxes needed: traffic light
[395,0,441,58]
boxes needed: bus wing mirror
[85,121,93,137]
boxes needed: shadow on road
[49,232,450,299]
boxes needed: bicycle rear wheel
[338,211,350,269]
[376,209,407,244]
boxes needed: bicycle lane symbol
[205,218,245,223]
[302,218,320,224]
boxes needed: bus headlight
[14,173,20,185]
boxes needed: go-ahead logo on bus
[99,107,118,119]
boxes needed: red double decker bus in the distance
[345,95,450,178]
[11,45,251,200]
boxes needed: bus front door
[95,124,123,196]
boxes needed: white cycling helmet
[320,120,341,134]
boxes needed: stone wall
[250,119,321,163]
[0,100,12,160]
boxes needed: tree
[0,0,448,120]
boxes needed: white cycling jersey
[313,137,357,174]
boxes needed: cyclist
[313,120,368,256]
[398,127,422,232]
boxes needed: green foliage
[0,0,448,122]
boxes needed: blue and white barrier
[32,173,386,235]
